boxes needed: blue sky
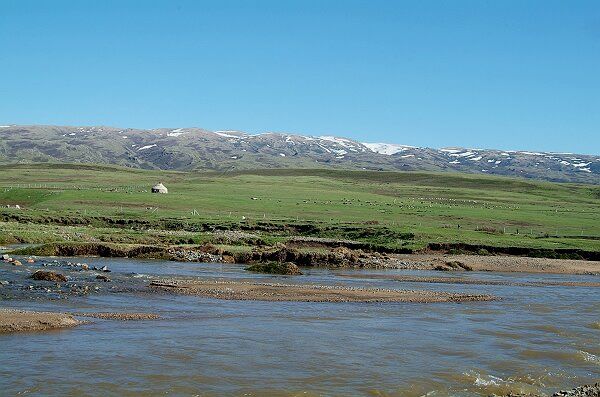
[0,0,598,154]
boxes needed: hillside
[0,164,599,252]
[0,125,598,183]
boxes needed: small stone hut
[151,183,168,194]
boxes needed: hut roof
[152,183,168,193]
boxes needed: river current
[1,257,598,396]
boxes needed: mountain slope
[0,125,598,183]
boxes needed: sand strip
[0,309,80,333]
[70,312,160,320]
[393,254,600,275]
[338,274,600,287]
[149,279,496,303]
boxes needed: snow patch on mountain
[317,144,332,153]
[439,148,463,154]
[519,151,545,156]
[214,131,243,138]
[331,149,348,156]
[572,162,591,168]
[363,143,411,155]
[319,136,354,146]
[168,128,186,137]
[449,151,476,158]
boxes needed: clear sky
[1,0,599,154]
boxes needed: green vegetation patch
[0,164,598,253]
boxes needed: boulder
[30,270,68,282]
[446,260,473,271]
[433,261,473,271]
[245,261,303,275]
[222,254,236,263]
[500,383,600,397]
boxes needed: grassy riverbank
[0,163,598,253]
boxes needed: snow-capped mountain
[0,125,598,183]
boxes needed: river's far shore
[8,240,600,275]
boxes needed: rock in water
[245,261,303,275]
[30,270,68,282]
[96,274,111,282]
[500,383,600,397]
[553,383,600,397]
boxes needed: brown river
[0,256,598,396]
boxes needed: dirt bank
[12,242,170,259]
[427,242,600,261]
[0,309,80,333]
[11,242,600,274]
[149,278,496,303]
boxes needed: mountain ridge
[0,124,598,184]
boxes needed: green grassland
[0,163,599,252]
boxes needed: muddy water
[1,257,598,396]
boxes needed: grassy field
[0,163,599,252]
